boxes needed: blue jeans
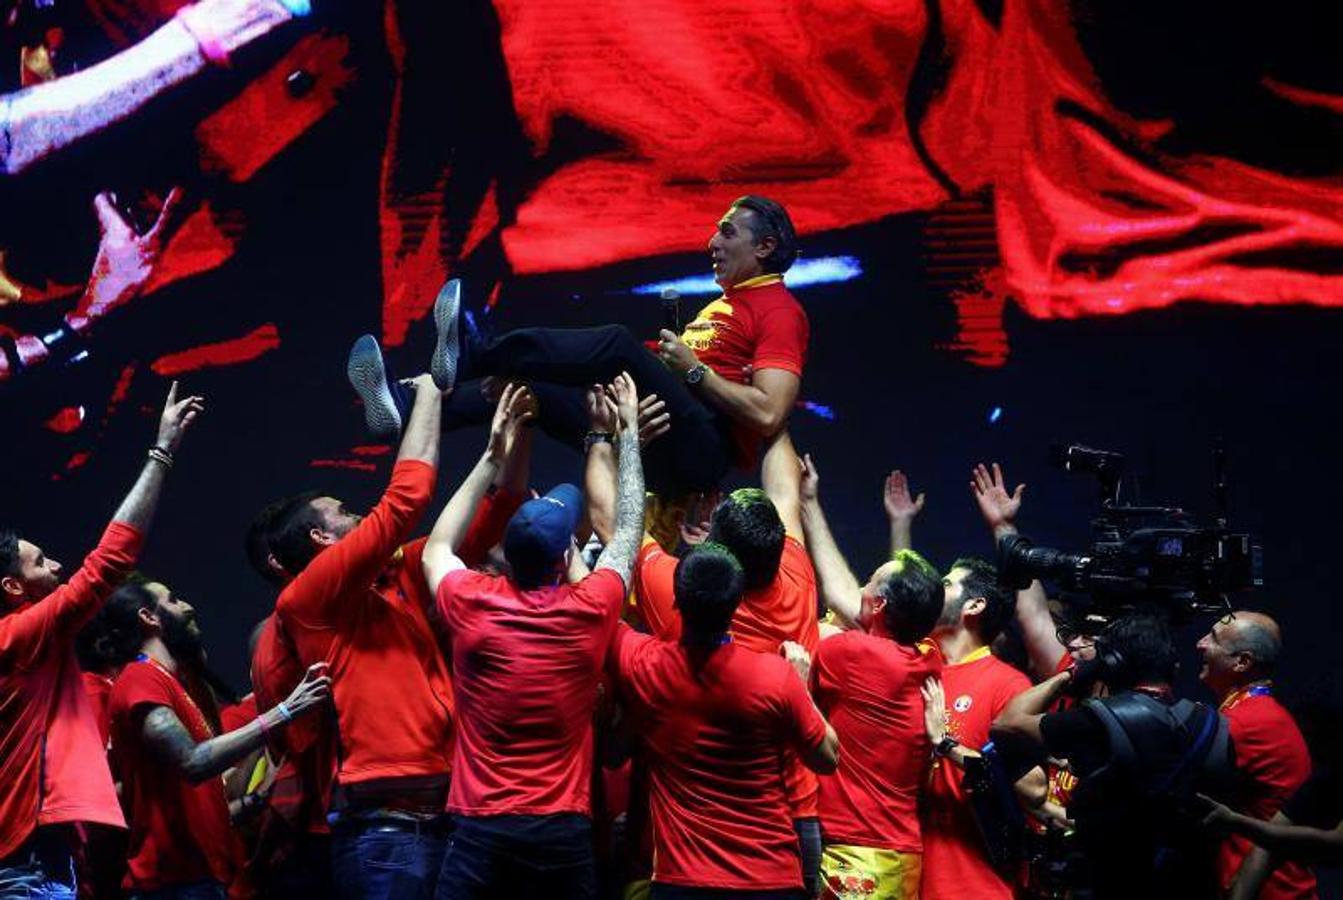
[0,828,76,900]
[435,814,594,900]
[127,881,226,900]
[331,818,450,900]
[794,818,821,899]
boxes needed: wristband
[147,447,174,469]
[275,701,294,722]
[933,736,959,758]
[583,431,614,452]
[277,0,311,16]
[176,5,231,68]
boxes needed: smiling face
[1195,617,1253,696]
[707,206,771,287]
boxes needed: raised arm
[142,662,328,784]
[1201,802,1343,872]
[422,385,534,592]
[797,453,862,625]
[0,0,302,175]
[594,373,645,586]
[761,430,803,539]
[883,470,925,556]
[112,380,204,533]
[971,462,1067,678]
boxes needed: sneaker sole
[432,278,462,391]
[347,335,402,438]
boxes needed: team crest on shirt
[953,694,973,713]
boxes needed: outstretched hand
[80,188,184,323]
[884,470,926,522]
[971,462,1024,532]
[638,394,671,447]
[487,383,537,461]
[780,641,813,684]
[586,385,617,433]
[156,381,205,453]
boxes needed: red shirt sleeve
[457,487,525,569]
[575,567,627,621]
[632,540,681,641]
[277,460,435,630]
[608,620,653,684]
[0,521,142,670]
[750,292,808,377]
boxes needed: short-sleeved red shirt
[436,567,625,816]
[679,275,809,466]
[108,659,243,892]
[812,631,941,851]
[609,623,828,890]
[920,647,1030,900]
[633,535,821,817]
[1219,688,1316,898]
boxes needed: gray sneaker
[347,334,409,438]
[431,278,464,392]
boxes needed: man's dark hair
[674,542,745,638]
[950,556,1014,644]
[93,579,160,667]
[708,489,785,592]
[1101,613,1179,692]
[730,195,799,274]
[880,550,944,645]
[1227,619,1281,677]
[246,499,292,587]
[509,551,562,591]
[266,491,325,577]
[0,529,21,579]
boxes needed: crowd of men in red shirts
[0,196,1333,900]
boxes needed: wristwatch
[684,363,708,385]
[933,736,959,758]
[583,431,614,452]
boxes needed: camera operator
[1195,611,1315,898]
[991,613,1234,899]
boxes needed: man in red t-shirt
[810,549,944,900]
[0,382,201,898]
[264,373,456,899]
[100,578,329,898]
[609,542,839,899]
[1196,611,1316,898]
[425,196,808,495]
[588,427,828,895]
[422,375,645,898]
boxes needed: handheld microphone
[660,289,681,335]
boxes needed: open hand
[156,381,205,453]
[638,394,671,447]
[488,383,537,460]
[970,462,1024,532]
[78,188,183,325]
[884,470,926,522]
[586,385,618,433]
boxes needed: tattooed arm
[594,373,645,586]
[140,663,328,784]
[1,0,300,175]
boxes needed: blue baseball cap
[503,483,584,581]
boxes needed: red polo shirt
[812,631,942,851]
[1219,687,1316,898]
[435,567,625,816]
[633,535,821,818]
[920,647,1030,900]
[0,521,139,860]
[276,460,455,788]
[608,623,828,890]
[109,659,243,892]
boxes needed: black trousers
[447,324,735,494]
